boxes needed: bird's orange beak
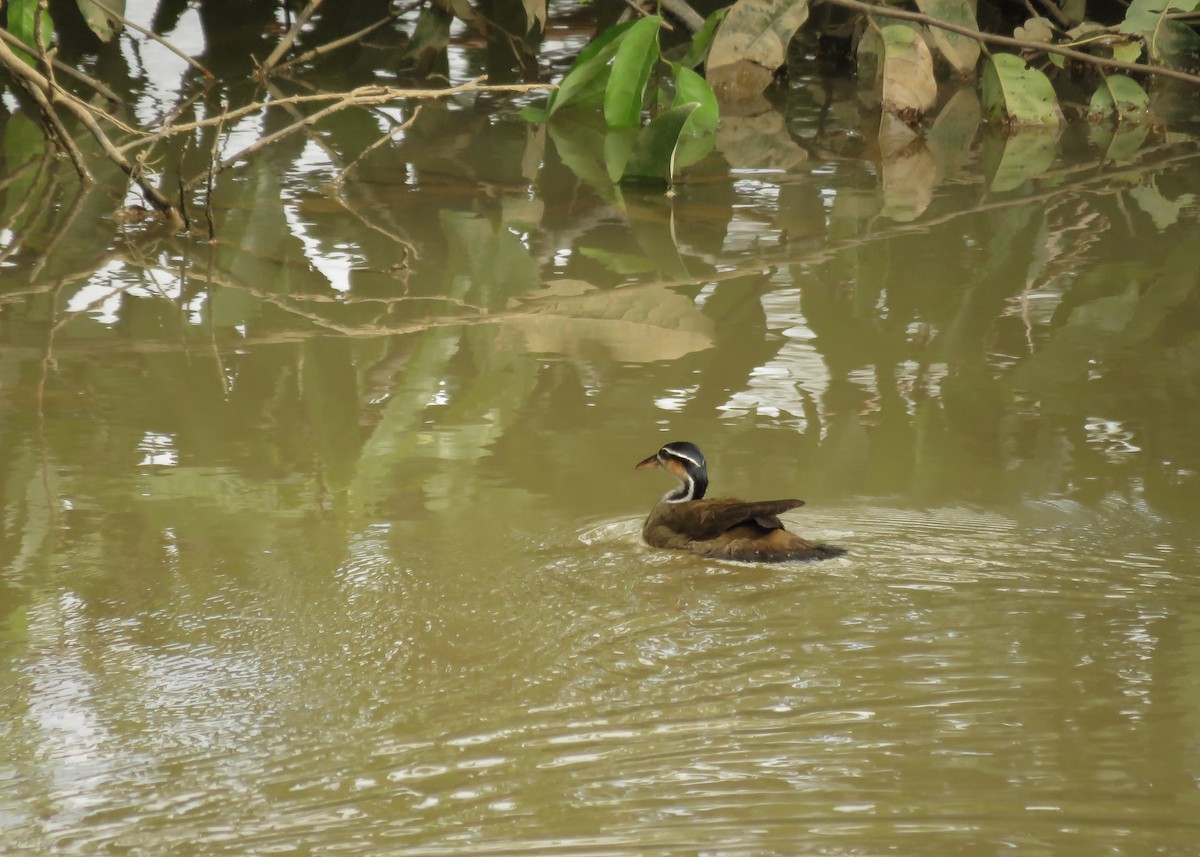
[635,453,661,471]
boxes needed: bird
[636,441,845,563]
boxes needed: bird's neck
[665,473,708,503]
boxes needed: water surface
[3,6,1200,855]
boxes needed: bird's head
[636,441,709,502]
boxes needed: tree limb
[821,0,1200,87]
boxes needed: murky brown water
[4,7,1200,855]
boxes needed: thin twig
[821,0,1200,86]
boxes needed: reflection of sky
[124,1,206,126]
[718,287,832,422]
[66,262,184,326]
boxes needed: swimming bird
[636,441,844,562]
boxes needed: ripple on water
[7,499,1200,854]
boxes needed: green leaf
[1088,74,1150,123]
[621,102,700,187]
[671,63,719,134]
[1119,0,1200,65]
[1120,0,1200,35]
[544,18,640,118]
[77,0,124,42]
[7,0,54,65]
[603,129,638,183]
[679,8,729,69]
[1112,40,1144,64]
[605,16,661,130]
[980,53,1063,126]
[913,0,980,74]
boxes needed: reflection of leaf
[503,280,714,362]
[546,115,617,192]
[1128,184,1195,230]
[981,126,1057,191]
[981,53,1063,126]
[303,337,361,493]
[707,0,810,93]
[926,87,980,177]
[716,111,807,169]
[604,128,638,183]
[441,211,540,306]
[1088,75,1150,123]
[624,198,696,281]
[880,143,935,221]
[621,103,699,186]
[914,0,980,73]
[77,0,123,42]
[579,247,658,274]
[1089,121,1150,164]
[2,113,46,216]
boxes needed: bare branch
[822,0,1200,87]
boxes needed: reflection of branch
[328,106,422,189]
[274,5,416,73]
[119,78,553,157]
[823,0,1200,86]
[178,78,552,190]
[0,28,120,100]
[260,0,324,73]
[0,36,181,221]
[87,0,213,78]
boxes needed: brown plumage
[637,441,845,563]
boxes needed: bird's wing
[671,498,805,541]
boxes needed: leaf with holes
[1119,0,1200,64]
[1088,75,1150,123]
[859,25,937,117]
[980,53,1062,126]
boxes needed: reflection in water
[3,21,1200,856]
